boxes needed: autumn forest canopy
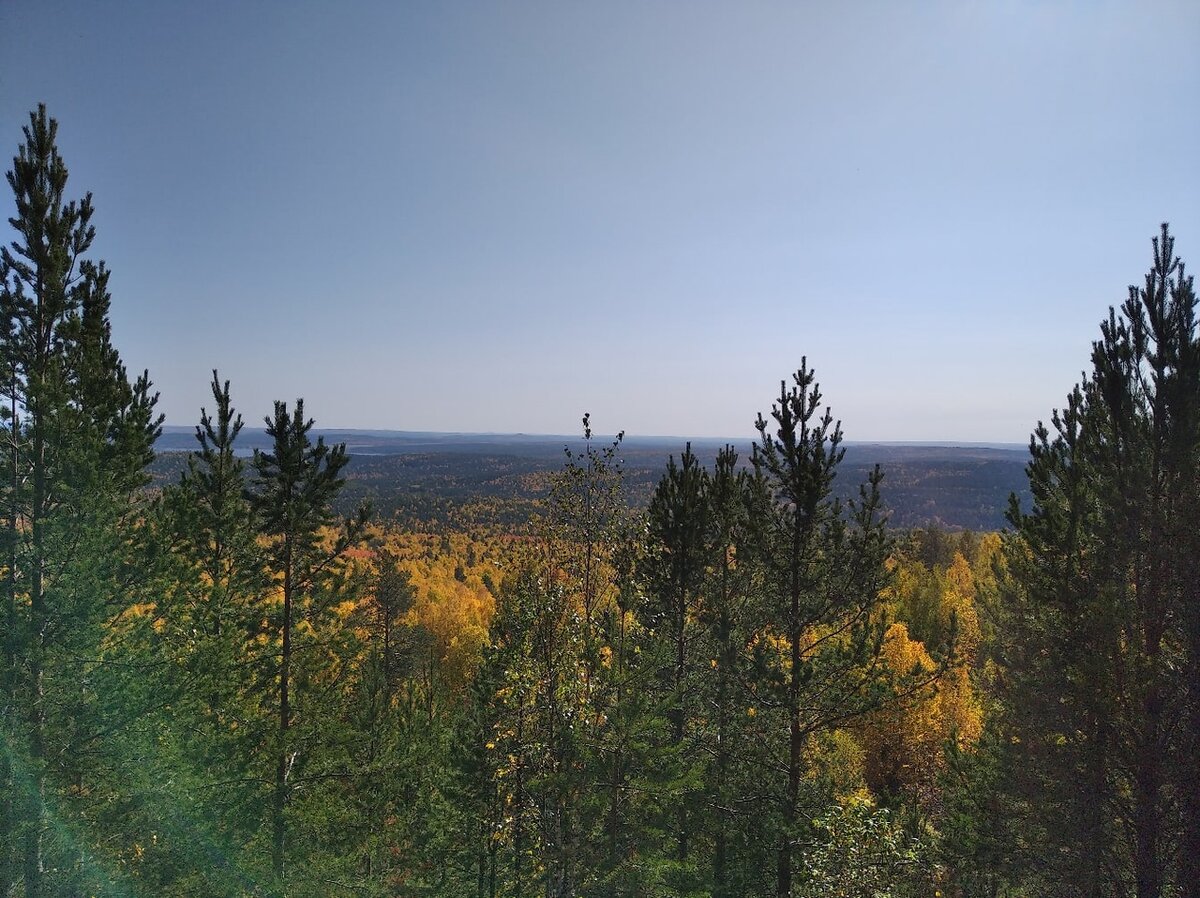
[1,107,1198,898]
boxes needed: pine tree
[142,372,269,891]
[1,104,161,897]
[1003,225,1199,898]
[643,443,708,883]
[696,446,759,898]
[249,398,366,889]
[750,360,891,897]
[0,291,17,898]
[173,372,259,640]
[1,104,90,897]
[471,562,547,898]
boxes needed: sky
[2,2,1198,442]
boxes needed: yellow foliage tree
[855,621,982,806]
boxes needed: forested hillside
[2,108,1197,898]
[150,437,1030,532]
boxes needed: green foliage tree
[249,398,366,889]
[545,414,630,895]
[999,225,1198,898]
[794,800,932,898]
[129,371,271,894]
[172,372,259,639]
[472,562,564,897]
[467,415,691,898]
[695,446,763,898]
[643,443,708,879]
[751,360,891,897]
[1,104,161,898]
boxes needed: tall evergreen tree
[643,443,708,881]
[472,561,556,898]
[696,446,760,898]
[751,360,891,897]
[1,281,17,898]
[142,372,268,893]
[1002,224,1199,898]
[1,104,161,898]
[249,398,365,890]
[173,372,259,639]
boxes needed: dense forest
[145,427,1031,535]
[147,434,1030,534]
[2,107,1197,898]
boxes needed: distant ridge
[153,428,1029,532]
[155,426,1026,455]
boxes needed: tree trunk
[25,424,46,898]
[714,660,728,898]
[272,545,293,885]
[608,610,625,880]
[675,578,688,865]
[1181,655,1200,898]
[778,534,802,898]
[1,401,17,898]
[1132,726,1162,898]
[1133,608,1164,898]
[714,573,733,898]
[514,705,525,897]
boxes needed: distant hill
[151,428,1030,532]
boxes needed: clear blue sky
[2,1,1198,441]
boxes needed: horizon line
[156,424,1028,450]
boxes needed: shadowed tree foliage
[1,104,161,898]
[751,360,892,898]
[996,225,1199,898]
[643,443,708,878]
[249,398,367,890]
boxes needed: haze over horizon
[3,2,1198,442]
[155,422,1028,452]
